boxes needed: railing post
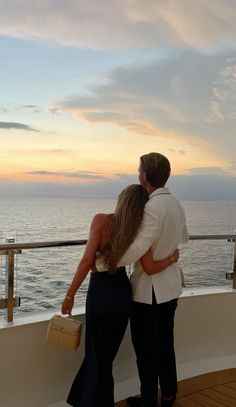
[5,248,15,323]
[233,239,236,290]
[0,238,21,323]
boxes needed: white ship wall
[0,288,236,407]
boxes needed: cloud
[0,121,38,131]
[229,162,236,171]
[25,170,108,180]
[0,1,236,50]
[21,105,41,113]
[1,172,236,201]
[186,167,232,176]
[22,105,38,109]
[168,173,236,201]
[55,49,236,155]
[168,149,186,155]
[35,149,68,155]
[49,107,60,114]
[206,58,236,123]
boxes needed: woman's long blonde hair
[97,184,149,270]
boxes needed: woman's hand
[172,248,179,263]
[141,248,180,275]
[61,295,74,315]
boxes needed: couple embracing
[62,152,189,407]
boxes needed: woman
[61,184,179,407]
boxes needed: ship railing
[0,234,235,323]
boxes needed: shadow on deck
[116,368,236,406]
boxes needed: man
[120,152,189,407]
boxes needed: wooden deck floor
[116,368,236,407]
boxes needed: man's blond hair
[140,152,171,187]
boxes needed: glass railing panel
[179,239,233,287]
[0,232,235,322]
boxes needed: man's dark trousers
[130,293,178,407]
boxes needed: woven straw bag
[46,315,82,350]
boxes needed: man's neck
[146,185,158,195]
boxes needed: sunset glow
[0,1,236,199]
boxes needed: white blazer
[119,187,189,304]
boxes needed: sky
[0,0,236,200]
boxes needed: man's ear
[139,168,147,187]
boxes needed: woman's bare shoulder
[93,213,110,221]
[91,213,111,229]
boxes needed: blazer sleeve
[118,202,159,266]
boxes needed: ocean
[0,197,236,314]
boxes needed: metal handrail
[0,239,87,251]
[0,234,235,322]
[189,234,236,240]
[0,234,235,251]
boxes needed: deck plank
[225,382,236,391]
[177,368,236,398]
[116,401,127,407]
[213,384,236,400]
[176,397,201,407]
[115,370,236,407]
[187,392,225,406]
[201,388,236,406]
